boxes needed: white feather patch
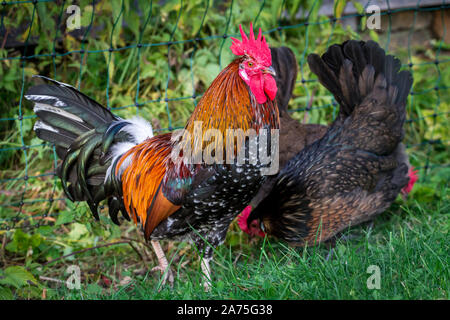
[33,103,84,123]
[25,95,67,107]
[33,120,59,133]
[119,116,154,144]
[109,142,136,161]
[239,69,249,81]
[104,118,154,181]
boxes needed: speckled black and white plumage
[152,140,270,259]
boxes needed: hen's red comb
[401,166,419,195]
[230,23,271,67]
[237,205,266,237]
[237,205,252,234]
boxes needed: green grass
[38,189,448,300]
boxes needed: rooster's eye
[247,62,254,67]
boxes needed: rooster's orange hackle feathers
[184,59,279,154]
[118,133,181,236]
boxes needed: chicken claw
[150,240,174,288]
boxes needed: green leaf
[81,5,94,28]
[0,286,14,300]
[56,209,76,226]
[360,16,367,31]
[36,225,53,236]
[86,283,103,295]
[68,223,89,240]
[5,229,29,254]
[0,266,37,289]
[334,0,347,19]
[351,0,364,14]
[204,64,220,85]
[369,29,379,42]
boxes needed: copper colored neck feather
[185,58,279,135]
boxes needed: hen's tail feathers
[307,40,413,121]
[270,47,298,115]
[26,76,153,224]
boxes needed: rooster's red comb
[230,23,271,67]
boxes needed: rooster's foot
[151,264,174,288]
[201,257,212,292]
[150,240,174,289]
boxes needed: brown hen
[241,41,414,244]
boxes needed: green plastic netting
[0,0,448,232]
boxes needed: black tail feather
[26,75,117,128]
[34,120,77,149]
[308,40,413,121]
[26,76,136,224]
[34,105,91,136]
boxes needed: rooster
[26,23,279,289]
[238,40,415,244]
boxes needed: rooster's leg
[150,240,174,288]
[200,257,212,291]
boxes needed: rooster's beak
[264,66,276,76]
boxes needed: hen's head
[237,205,266,237]
[230,23,277,104]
